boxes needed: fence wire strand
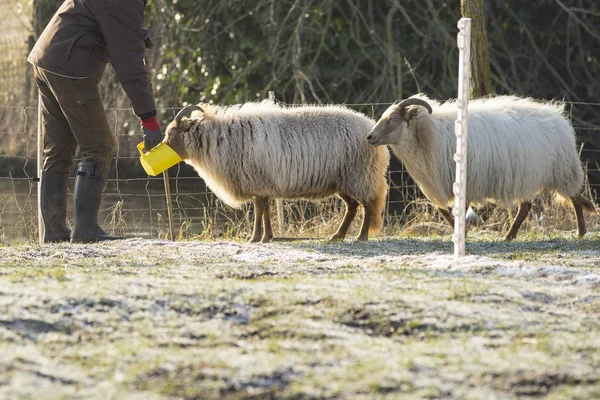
[0,101,599,242]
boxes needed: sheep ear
[176,118,192,130]
[404,106,421,121]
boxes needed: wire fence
[1,99,599,243]
[0,35,34,106]
[0,100,423,242]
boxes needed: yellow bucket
[137,142,182,176]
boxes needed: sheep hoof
[503,234,516,241]
[354,236,368,242]
[249,236,261,243]
[261,236,273,243]
[328,234,344,241]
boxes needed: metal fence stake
[163,169,176,241]
[37,93,43,245]
[453,18,471,258]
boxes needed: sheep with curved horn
[163,101,390,243]
[174,105,204,125]
[367,94,595,240]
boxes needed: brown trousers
[34,66,115,174]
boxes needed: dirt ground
[1,234,600,399]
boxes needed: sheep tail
[368,211,384,234]
[556,193,597,213]
[572,195,597,213]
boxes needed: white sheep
[164,101,390,242]
[366,94,595,240]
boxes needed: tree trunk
[29,0,62,102]
[461,0,493,98]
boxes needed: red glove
[141,116,162,151]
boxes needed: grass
[153,192,600,244]
[1,235,600,399]
[1,187,600,398]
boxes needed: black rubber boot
[41,171,71,243]
[70,161,123,243]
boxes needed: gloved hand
[141,116,163,152]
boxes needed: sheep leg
[261,200,274,243]
[438,207,455,228]
[356,201,373,241]
[250,196,268,243]
[330,195,359,241]
[504,201,531,241]
[571,196,587,238]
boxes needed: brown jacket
[28,0,155,118]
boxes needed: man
[28,0,162,243]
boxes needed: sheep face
[163,118,193,160]
[366,105,422,147]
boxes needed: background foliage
[1,0,599,180]
[141,0,599,134]
[3,0,598,140]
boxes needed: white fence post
[37,93,43,245]
[268,91,286,237]
[453,18,471,257]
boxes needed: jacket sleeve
[97,0,156,118]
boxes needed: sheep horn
[395,98,433,114]
[174,105,204,123]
